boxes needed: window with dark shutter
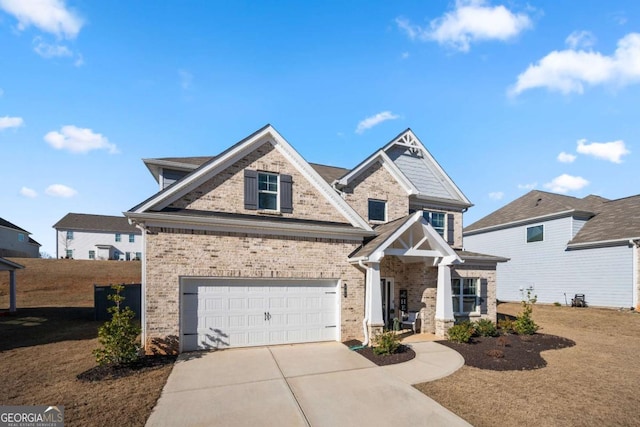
[447,213,455,245]
[280,174,293,213]
[244,169,258,210]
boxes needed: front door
[380,278,395,328]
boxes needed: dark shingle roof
[0,217,28,233]
[465,190,608,233]
[455,250,509,263]
[157,156,215,166]
[349,216,415,259]
[53,213,140,234]
[569,195,640,244]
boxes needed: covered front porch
[350,211,461,344]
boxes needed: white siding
[571,217,588,238]
[0,227,39,257]
[465,217,634,308]
[56,229,142,260]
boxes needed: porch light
[343,283,348,298]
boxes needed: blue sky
[1,0,639,256]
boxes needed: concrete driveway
[146,341,468,427]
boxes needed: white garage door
[181,278,339,351]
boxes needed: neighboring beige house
[53,213,142,261]
[0,217,41,258]
[127,125,506,353]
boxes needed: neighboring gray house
[53,213,142,260]
[126,125,506,353]
[464,190,640,309]
[0,217,41,258]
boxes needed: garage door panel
[181,279,339,351]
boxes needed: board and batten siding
[464,216,634,308]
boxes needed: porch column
[366,262,384,328]
[434,259,455,337]
[9,270,16,313]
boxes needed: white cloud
[401,51,410,59]
[488,191,504,200]
[33,36,72,58]
[0,0,83,39]
[45,184,77,198]
[44,125,118,154]
[0,116,24,130]
[557,152,577,163]
[179,69,193,90]
[565,31,596,50]
[0,88,4,97]
[20,186,37,198]
[510,32,640,96]
[518,182,537,190]
[73,53,84,67]
[355,111,400,134]
[544,174,589,194]
[576,138,630,163]
[396,0,532,52]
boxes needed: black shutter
[480,278,488,314]
[280,174,293,213]
[447,213,455,245]
[244,169,258,210]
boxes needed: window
[424,211,445,237]
[135,252,142,261]
[368,199,387,222]
[258,172,278,210]
[66,230,74,240]
[115,233,121,242]
[527,225,544,243]
[65,249,73,259]
[18,233,25,242]
[452,278,479,314]
[129,234,135,243]
[126,252,131,261]
[89,250,95,260]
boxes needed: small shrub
[485,349,505,358]
[498,319,515,334]
[372,330,400,355]
[553,302,561,307]
[93,284,141,366]
[446,322,475,343]
[474,319,499,337]
[513,289,539,335]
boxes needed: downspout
[631,240,639,310]
[358,259,370,346]
[132,220,147,351]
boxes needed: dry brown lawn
[0,258,173,427]
[416,303,640,427]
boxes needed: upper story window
[115,233,121,242]
[66,230,74,240]
[368,199,387,222]
[526,225,544,243]
[424,211,445,237]
[129,234,135,243]
[244,170,293,214]
[18,233,25,242]
[258,172,279,211]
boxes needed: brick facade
[342,161,409,224]
[144,226,365,352]
[170,142,348,224]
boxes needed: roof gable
[337,129,471,207]
[465,190,608,234]
[569,194,640,245]
[130,125,372,231]
[0,217,28,233]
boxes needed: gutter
[566,236,640,250]
[357,259,371,346]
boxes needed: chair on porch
[401,311,420,333]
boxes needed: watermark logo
[0,405,64,427]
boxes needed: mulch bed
[77,355,177,382]
[343,339,416,366]
[438,333,575,371]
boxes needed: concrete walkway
[146,340,468,427]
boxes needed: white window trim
[115,233,122,242]
[423,211,446,238]
[368,199,387,223]
[258,172,280,212]
[526,224,544,243]
[452,277,480,316]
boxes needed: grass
[0,258,173,427]
[416,302,640,426]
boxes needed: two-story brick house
[127,125,506,353]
